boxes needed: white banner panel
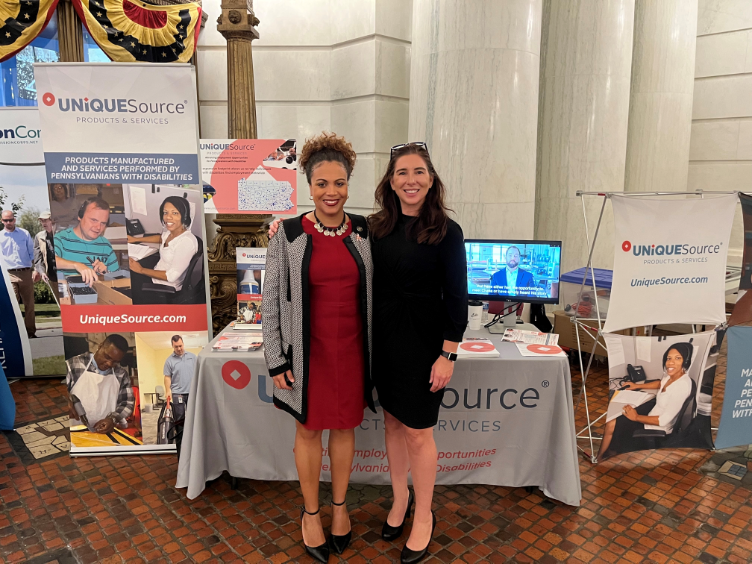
[0,107,63,377]
[603,195,737,332]
[33,63,199,183]
[0,107,44,165]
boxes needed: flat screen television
[465,239,562,304]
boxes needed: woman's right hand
[268,218,282,238]
[622,382,639,390]
[272,369,295,390]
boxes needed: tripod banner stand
[572,190,738,463]
[603,194,736,333]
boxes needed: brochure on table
[236,247,266,330]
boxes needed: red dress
[303,216,365,430]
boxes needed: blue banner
[715,326,752,449]
[0,363,15,430]
[0,266,32,378]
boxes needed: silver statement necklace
[313,211,348,237]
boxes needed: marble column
[535,0,635,273]
[624,0,698,193]
[408,0,543,238]
[57,0,84,62]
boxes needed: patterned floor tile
[1,347,750,563]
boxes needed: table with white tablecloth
[176,327,582,506]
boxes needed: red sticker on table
[222,360,252,389]
[460,342,496,352]
[526,344,563,355]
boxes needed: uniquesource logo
[621,240,723,256]
[41,92,187,114]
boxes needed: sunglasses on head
[390,141,429,158]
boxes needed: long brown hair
[370,144,450,245]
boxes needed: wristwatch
[440,350,458,362]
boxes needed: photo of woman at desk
[598,339,708,461]
[128,195,203,305]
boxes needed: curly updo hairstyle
[299,132,357,184]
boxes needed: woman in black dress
[370,143,467,563]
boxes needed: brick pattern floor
[2,346,751,564]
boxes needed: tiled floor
[2,346,751,564]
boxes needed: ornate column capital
[217,0,259,41]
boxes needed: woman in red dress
[262,133,375,563]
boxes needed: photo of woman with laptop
[123,185,206,305]
[598,332,715,461]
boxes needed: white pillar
[408,0,543,238]
[624,0,698,193]
[535,0,635,273]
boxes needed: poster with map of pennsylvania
[200,139,297,214]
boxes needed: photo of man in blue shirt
[54,197,119,287]
[490,246,536,298]
[164,334,197,423]
[1,210,40,337]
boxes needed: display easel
[571,189,738,463]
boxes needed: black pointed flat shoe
[300,507,330,563]
[329,499,352,554]
[400,510,436,564]
[382,488,414,541]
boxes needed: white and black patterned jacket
[262,214,375,423]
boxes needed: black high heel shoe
[300,507,329,563]
[400,510,436,564]
[382,489,415,541]
[329,499,352,554]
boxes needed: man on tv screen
[490,246,536,297]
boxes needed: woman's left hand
[129,257,143,274]
[623,405,638,421]
[429,356,454,392]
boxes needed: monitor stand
[487,301,520,333]
[503,301,519,328]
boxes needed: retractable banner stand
[603,195,737,333]
[730,194,752,326]
[716,326,752,449]
[34,63,210,455]
[0,107,65,377]
[599,331,717,461]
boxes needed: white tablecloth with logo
[176,328,582,506]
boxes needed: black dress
[372,214,468,429]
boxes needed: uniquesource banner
[603,194,737,333]
[34,63,200,183]
[35,63,209,456]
